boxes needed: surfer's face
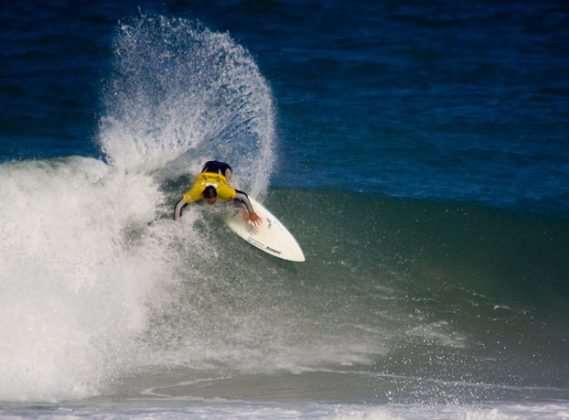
[206,197,217,205]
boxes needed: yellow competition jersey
[182,172,236,204]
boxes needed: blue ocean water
[3,0,568,212]
[1,1,569,418]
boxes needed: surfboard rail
[222,197,305,262]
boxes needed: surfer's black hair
[203,185,217,199]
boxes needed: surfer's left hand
[247,211,262,226]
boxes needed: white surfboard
[222,197,305,262]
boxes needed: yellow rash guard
[182,172,236,203]
[174,161,255,221]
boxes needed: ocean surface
[1,1,568,418]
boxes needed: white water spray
[99,15,276,197]
[0,14,278,401]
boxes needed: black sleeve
[174,198,188,221]
[233,189,254,214]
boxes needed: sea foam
[0,14,277,401]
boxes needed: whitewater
[0,15,277,402]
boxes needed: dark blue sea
[1,1,568,418]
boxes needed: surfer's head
[203,185,217,205]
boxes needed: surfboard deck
[222,197,305,262]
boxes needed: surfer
[174,160,262,225]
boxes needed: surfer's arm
[174,198,188,221]
[234,190,261,226]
